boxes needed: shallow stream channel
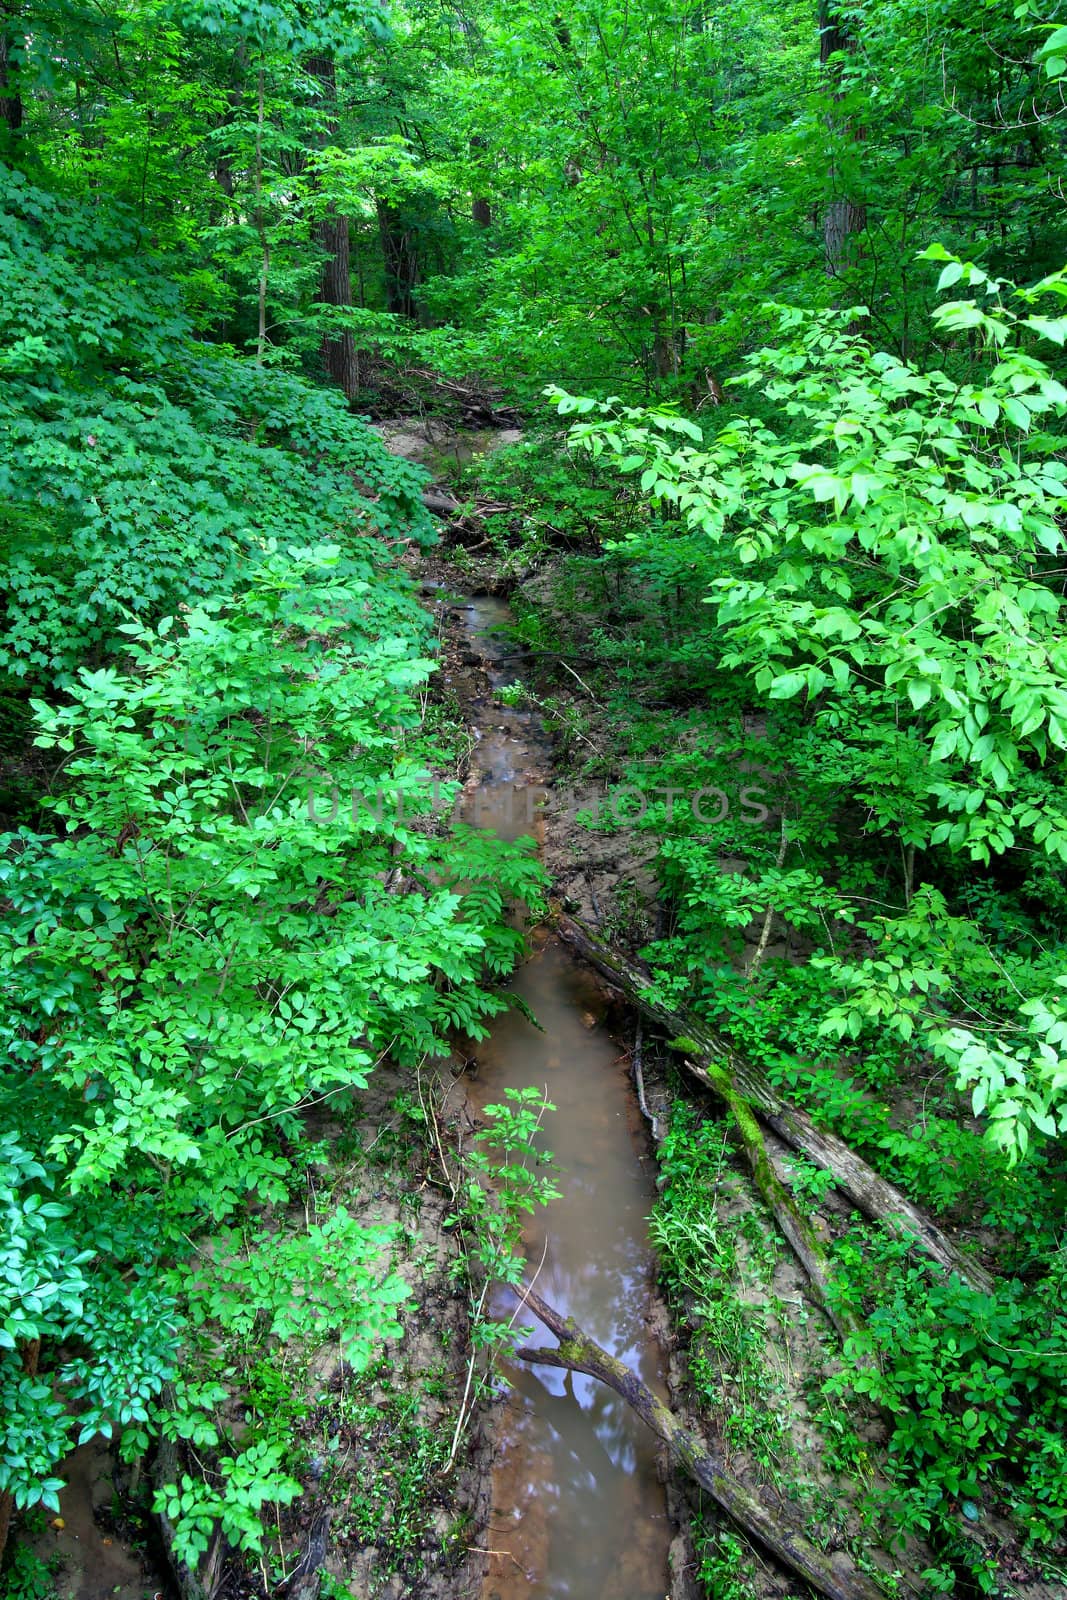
[454,593,673,1600]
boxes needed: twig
[444,1280,489,1474]
[631,1022,662,1141]
[747,812,789,983]
[559,660,600,701]
[465,1547,527,1574]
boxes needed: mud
[27,1440,158,1600]
[369,417,523,480]
[277,1066,494,1600]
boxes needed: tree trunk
[281,1510,331,1600]
[471,136,491,228]
[511,1285,902,1600]
[823,195,866,276]
[315,208,360,402]
[154,1428,222,1600]
[1,0,24,146]
[818,1,865,278]
[422,488,462,516]
[713,1071,862,1339]
[306,54,360,404]
[254,65,269,365]
[556,913,993,1294]
[377,198,419,319]
[0,1487,13,1573]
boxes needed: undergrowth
[454,389,1067,1592]
[652,1106,787,1475]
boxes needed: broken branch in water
[631,1020,663,1141]
[511,1283,905,1600]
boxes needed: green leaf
[768,671,808,699]
[1023,316,1067,345]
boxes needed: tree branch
[512,1284,906,1600]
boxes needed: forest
[1,0,1067,1597]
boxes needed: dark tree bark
[316,206,360,401]
[0,0,24,144]
[512,1285,903,1600]
[281,1510,331,1600]
[556,913,993,1295]
[422,487,461,516]
[818,1,866,278]
[306,54,360,404]
[377,198,419,319]
[471,135,491,227]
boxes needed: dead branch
[747,812,790,982]
[511,1284,905,1600]
[556,913,993,1295]
[422,488,462,516]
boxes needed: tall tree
[307,53,362,403]
[0,0,23,143]
[818,0,866,279]
[377,197,420,318]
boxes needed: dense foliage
[0,148,539,1579]
[2,0,1067,1592]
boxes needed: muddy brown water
[458,594,671,1600]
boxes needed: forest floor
[259,1066,494,1600]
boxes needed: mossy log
[556,912,992,1296]
[512,1283,905,1600]
[714,1072,862,1339]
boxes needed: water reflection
[458,597,670,1600]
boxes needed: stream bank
[442,590,680,1600]
[406,420,926,1600]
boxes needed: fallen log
[556,912,993,1295]
[512,1284,905,1600]
[713,1072,861,1339]
[281,1510,331,1600]
[400,366,523,427]
[155,1430,224,1600]
[422,487,462,516]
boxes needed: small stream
[457,595,671,1600]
